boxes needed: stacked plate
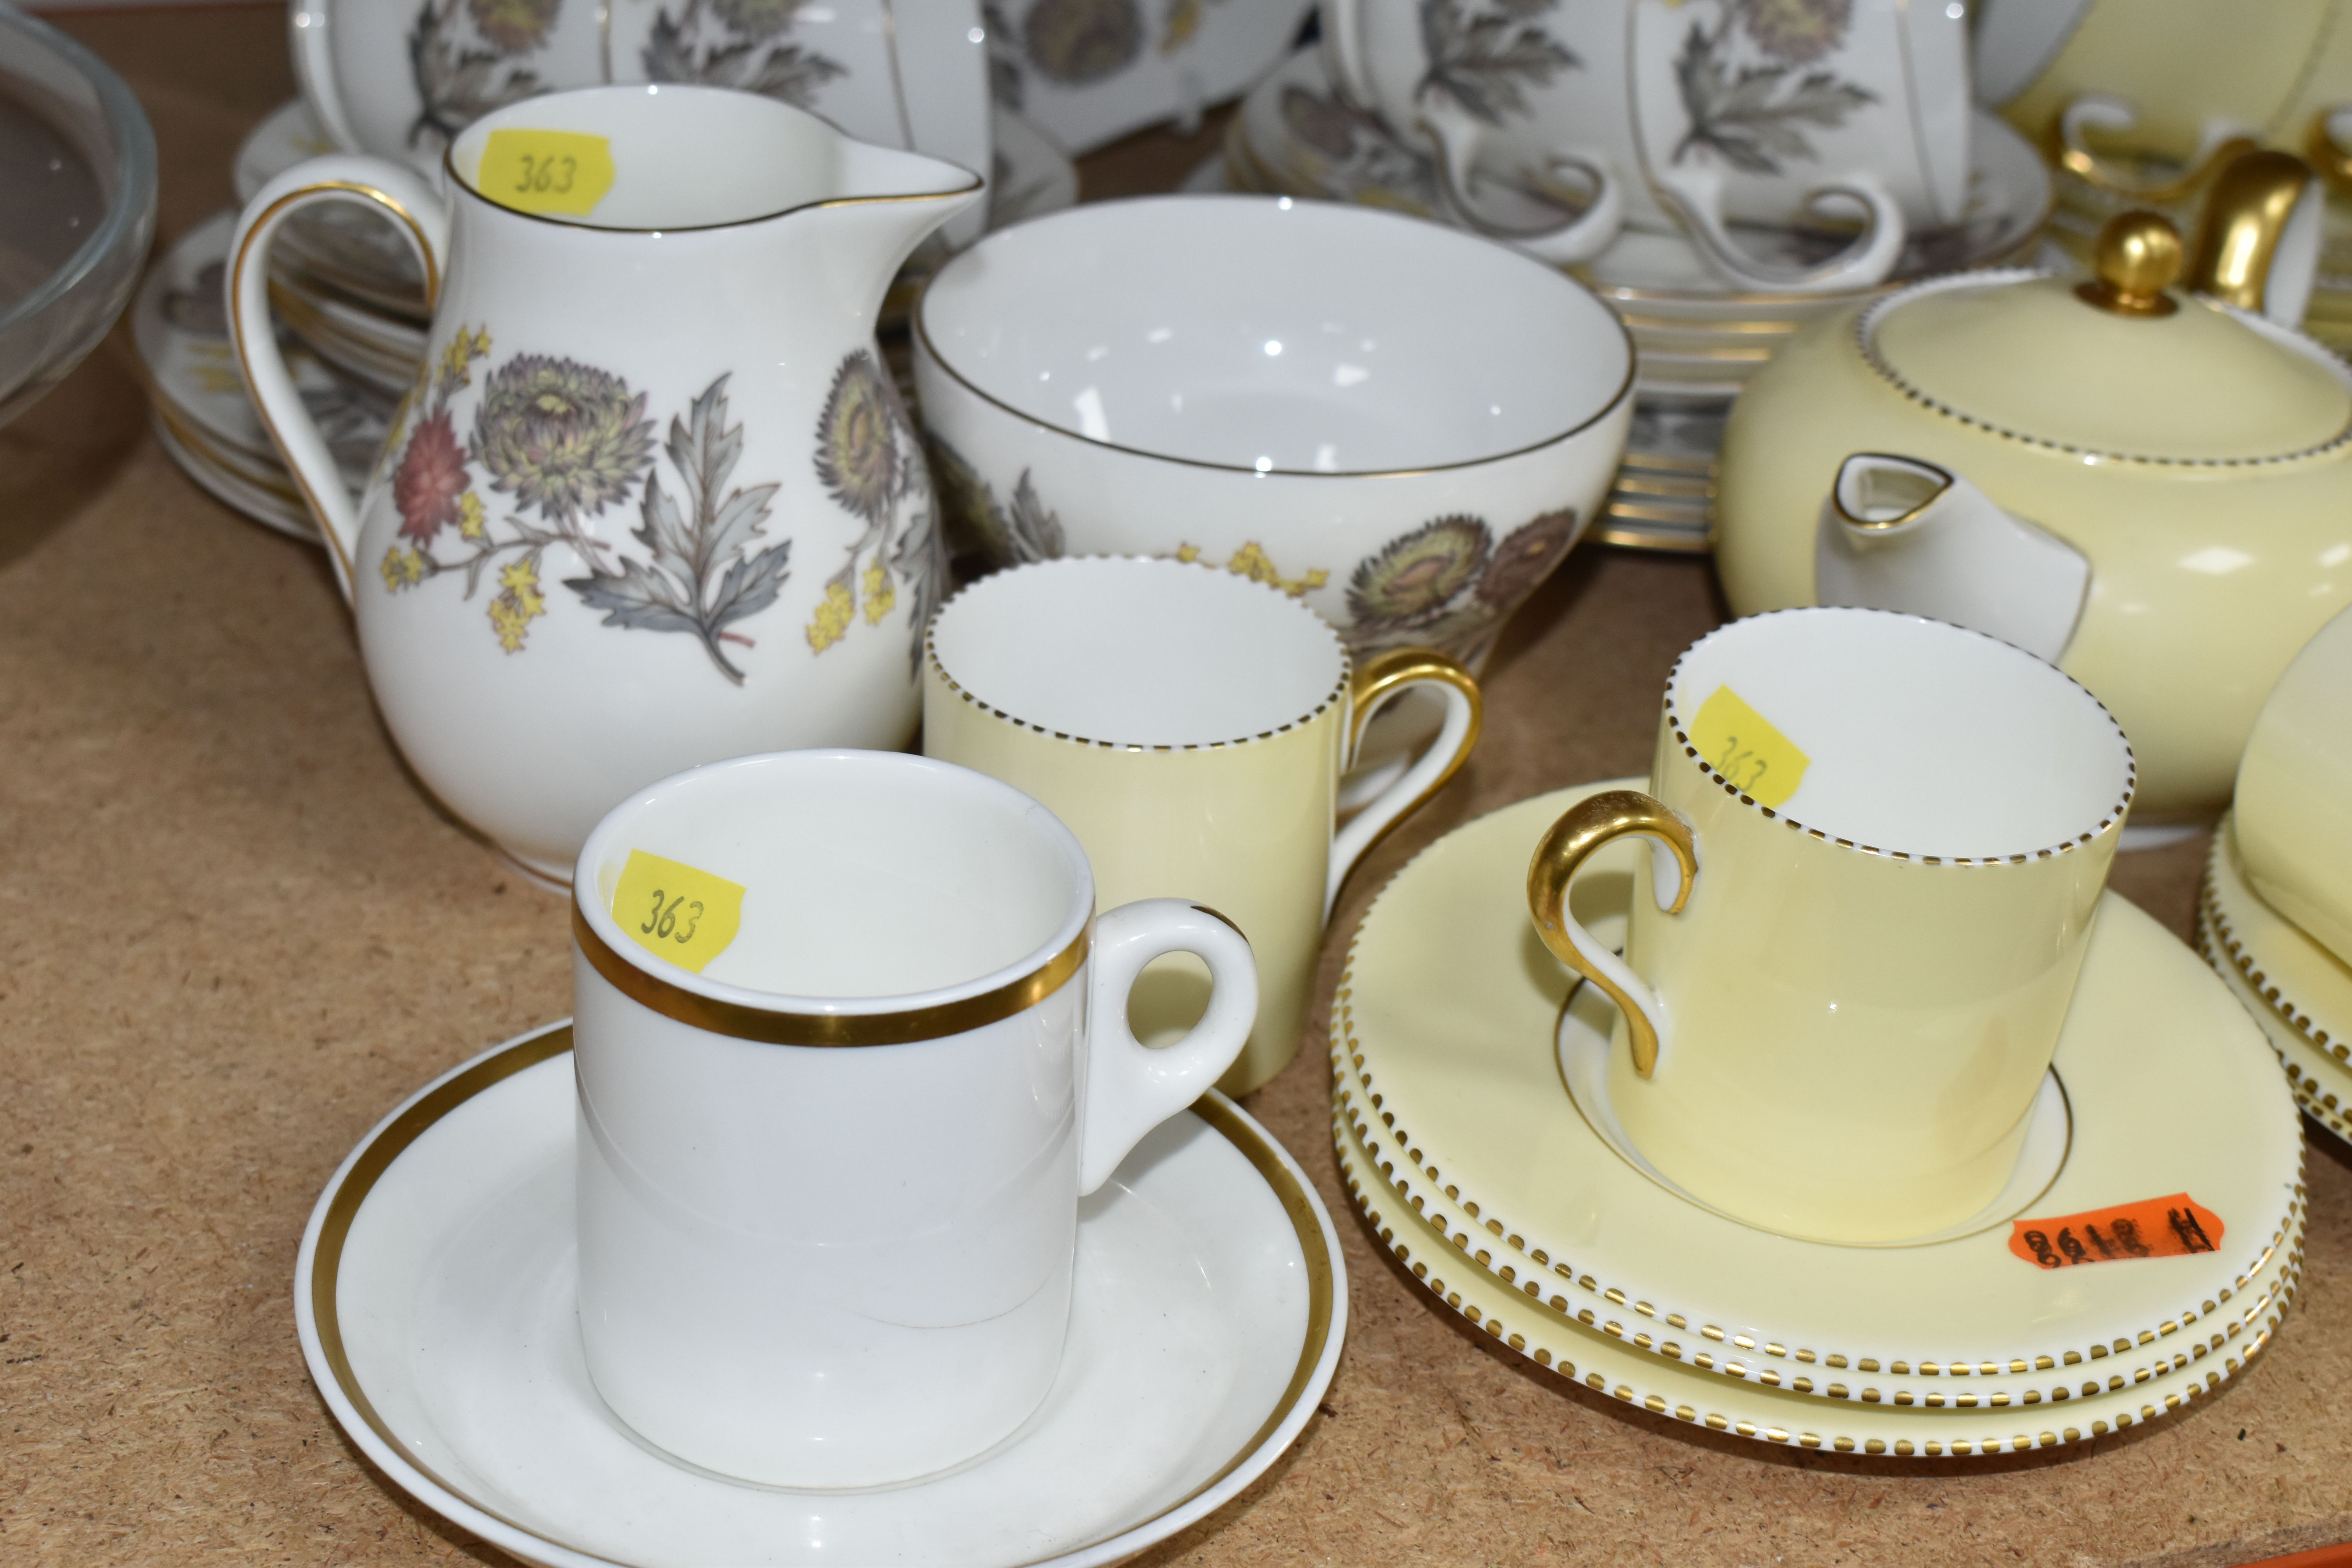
[2201,816,2352,1147]
[1224,48,2053,552]
[142,99,1080,541]
[1335,783,2305,1455]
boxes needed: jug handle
[1526,790,1696,1080]
[1419,100,1625,266]
[228,156,452,604]
[2188,147,2323,327]
[1327,647,1482,921]
[1324,0,1377,114]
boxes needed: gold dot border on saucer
[2198,832,2347,1069]
[1332,1018,2305,1405]
[1332,1105,2295,1456]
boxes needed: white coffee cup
[569,749,1257,1487]
[1326,0,1971,292]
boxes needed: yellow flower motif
[1172,541,1330,599]
[457,490,488,541]
[378,545,425,591]
[488,557,546,652]
[861,563,895,625]
[806,580,855,652]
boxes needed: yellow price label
[612,849,744,975]
[477,129,615,217]
[1687,685,1810,809]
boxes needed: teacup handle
[1525,789,1696,1079]
[1078,899,1258,1194]
[1323,0,1377,114]
[1418,100,1625,266]
[2056,95,2256,203]
[1652,164,1906,294]
[228,156,452,603]
[1328,647,1483,920]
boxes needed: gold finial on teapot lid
[2076,212,2182,318]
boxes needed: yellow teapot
[1716,187,2352,830]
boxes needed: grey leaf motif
[1415,0,1576,126]
[565,373,791,684]
[1670,13,1876,175]
[640,0,846,106]
[407,0,546,146]
[1005,471,1065,563]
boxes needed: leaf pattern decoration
[1669,7,1876,175]
[407,0,550,148]
[929,436,1066,569]
[640,0,846,108]
[1414,0,1577,126]
[566,374,791,684]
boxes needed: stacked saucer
[2200,818,2352,1145]
[1225,48,2052,552]
[1335,782,2305,1455]
[131,209,391,541]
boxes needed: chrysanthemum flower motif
[806,579,855,652]
[712,0,804,40]
[468,0,559,53]
[392,410,470,544]
[813,351,902,525]
[1738,0,1851,65]
[1022,0,1143,85]
[489,557,548,652]
[1346,515,1493,628]
[1476,508,1578,606]
[472,355,655,528]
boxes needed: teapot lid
[1862,213,2352,465]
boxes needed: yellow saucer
[1338,782,2304,1406]
[2200,813,2352,1145]
[1332,1102,2298,1456]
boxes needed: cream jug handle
[1323,0,1377,114]
[1654,164,1905,294]
[228,157,452,604]
[1328,647,1482,921]
[1526,790,1697,1080]
[1078,900,1258,1194]
[1420,98,1625,266]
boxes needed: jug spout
[816,135,988,318]
[1815,454,2091,666]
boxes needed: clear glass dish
[0,2,154,428]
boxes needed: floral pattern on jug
[640,0,848,106]
[377,328,813,681]
[805,350,943,671]
[408,0,561,150]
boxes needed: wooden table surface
[5,8,2350,1564]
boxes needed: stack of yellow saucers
[1227,49,2050,552]
[1337,782,2305,1455]
[2199,607,2352,1142]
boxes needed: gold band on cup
[571,903,1091,1047]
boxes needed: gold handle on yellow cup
[1325,647,1482,921]
[2185,148,2321,321]
[1525,789,1696,1078]
[2049,94,2257,202]
[227,156,451,603]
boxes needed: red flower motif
[393,410,470,544]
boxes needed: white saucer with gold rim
[2200,812,2352,1146]
[293,1024,1344,1568]
[1335,780,2303,1412]
[1332,1101,2299,1457]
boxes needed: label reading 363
[612,849,744,974]
[477,129,615,218]
[1687,685,1810,809]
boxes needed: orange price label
[2009,1195,2224,1269]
